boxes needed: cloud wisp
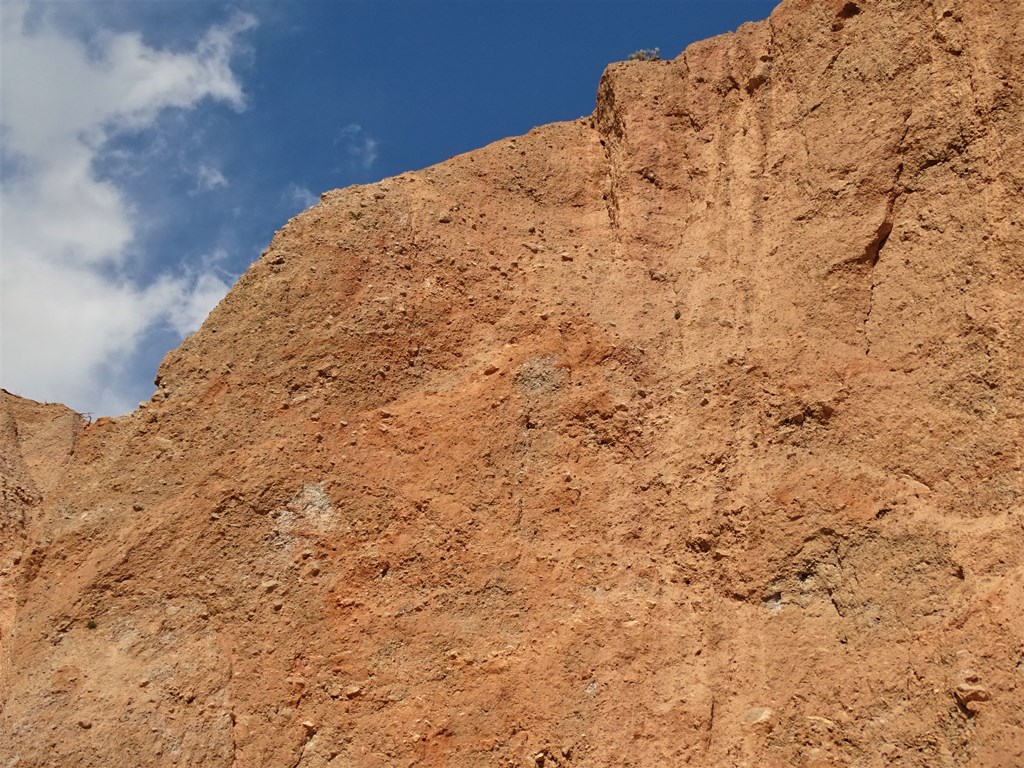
[283,183,319,213]
[0,4,256,415]
[192,163,230,194]
[335,123,379,171]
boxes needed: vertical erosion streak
[594,69,625,241]
[603,139,622,234]
[863,142,906,355]
[865,219,894,269]
[863,217,894,356]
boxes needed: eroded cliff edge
[2,0,1022,765]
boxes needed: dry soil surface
[2,0,1023,765]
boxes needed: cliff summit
[2,1,1023,765]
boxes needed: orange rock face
[2,1,1023,765]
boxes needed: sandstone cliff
[2,0,1022,765]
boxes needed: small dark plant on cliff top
[628,48,661,62]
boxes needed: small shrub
[87,619,97,630]
[628,48,661,62]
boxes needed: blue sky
[1,0,778,416]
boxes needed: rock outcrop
[2,0,1022,765]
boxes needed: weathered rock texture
[2,0,1023,765]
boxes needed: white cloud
[1,263,229,416]
[284,183,319,212]
[0,3,256,415]
[335,123,379,170]
[166,270,232,336]
[193,163,229,193]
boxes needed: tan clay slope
[3,0,1023,765]
[0,391,85,714]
